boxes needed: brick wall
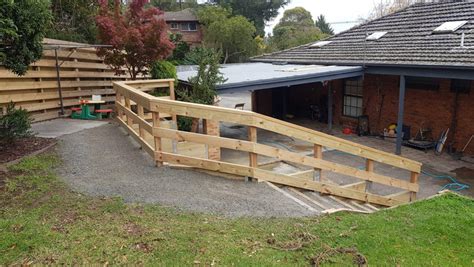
[332,74,474,155]
[166,23,202,46]
[251,74,473,155]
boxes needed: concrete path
[55,123,316,218]
[32,118,108,138]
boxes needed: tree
[179,48,226,105]
[178,48,226,131]
[96,0,174,80]
[277,7,314,27]
[197,6,258,63]
[150,0,198,11]
[183,46,215,65]
[47,0,99,44]
[315,14,334,35]
[369,0,436,19]
[271,7,326,51]
[214,0,289,36]
[169,33,190,64]
[0,0,51,76]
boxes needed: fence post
[247,126,257,182]
[203,119,221,161]
[152,112,163,167]
[124,97,132,126]
[410,172,419,201]
[137,105,145,138]
[366,159,374,193]
[314,144,323,182]
[169,80,177,123]
[116,91,124,120]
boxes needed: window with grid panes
[179,22,197,31]
[170,22,179,29]
[343,79,363,118]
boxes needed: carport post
[395,75,406,155]
[327,82,333,132]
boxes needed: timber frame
[114,80,422,207]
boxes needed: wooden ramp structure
[114,80,422,207]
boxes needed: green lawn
[1,154,473,266]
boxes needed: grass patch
[1,154,473,265]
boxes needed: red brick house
[160,8,202,47]
[248,1,474,156]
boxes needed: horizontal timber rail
[114,80,422,207]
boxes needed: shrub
[0,102,33,142]
[150,60,177,81]
[177,116,193,132]
[150,60,178,96]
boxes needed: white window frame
[179,22,197,32]
[343,79,363,118]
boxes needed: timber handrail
[113,80,422,207]
[147,93,420,173]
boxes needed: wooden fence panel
[0,38,132,122]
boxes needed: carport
[177,62,364,132]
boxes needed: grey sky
[195,0,378,35]
[265,0,377,35]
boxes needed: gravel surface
[56,123,316,218]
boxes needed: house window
[343,79,363,118]
[406,76,440,91]
[179,22,197,31]
[170,22,179,29]
[451,79,471,94]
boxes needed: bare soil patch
[0,137,55,163]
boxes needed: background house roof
[177,63,363,91]
[253,1,474,69]
[159,8,198,22]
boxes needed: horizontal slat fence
[114,80,423,207]
[0,38,132,121]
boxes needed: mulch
[0,137,56,164]
[0,170,6,190]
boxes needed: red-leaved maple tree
[96,0,174,79]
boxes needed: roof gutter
[179,67,364,92]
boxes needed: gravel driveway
[56,123,315,217]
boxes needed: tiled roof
[253,1,474,69]
[159,8,198,22]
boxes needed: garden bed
[0,137,55,164]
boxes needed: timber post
[152,112,163,167]
[410,172,419,201]
[124,97,132,126]
[366,159,374,193]
[248,126,258,182]
[314,144,323,182]
[137,105,145,138]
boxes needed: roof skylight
[433,21,468,33]
[309,41,332,48]
[366,31,387,40]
